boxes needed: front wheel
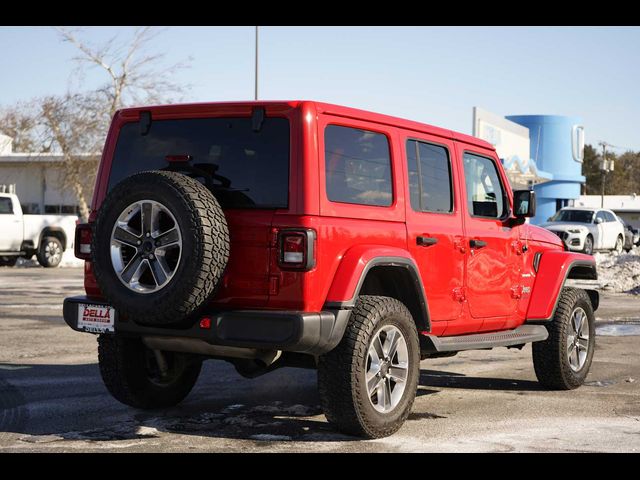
[582,235,593,255]
[317,296,420,438]
[532,288,595,390]
[98,334,202,409]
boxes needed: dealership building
[473,107,586,225]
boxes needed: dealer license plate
[77,303,115,333]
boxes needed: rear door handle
[417,236,438,247]
[469,239,487,249]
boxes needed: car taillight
[74,223,93,260]
[277,229,316,271]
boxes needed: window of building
[44,204,79,215]
[325,125,393,207]
[556,198,570,212]
[21,203,41,214]
[406,140,452,213]
[463,152,506,218]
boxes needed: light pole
[599,141,615,208]
[254,26,259,101]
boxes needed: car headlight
[567,229,582,234]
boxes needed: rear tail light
[74,223,93,260]
[277,229,316,271]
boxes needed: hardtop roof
[116,100,494,151]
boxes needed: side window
[595,211,607,223]
[604,211,616,222]
[406,140,453,213]
[463,152,506,218]
[325,125,393,207]
[0,197,14,214]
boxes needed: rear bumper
[63,296,350,356]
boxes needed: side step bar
[420,325,548,353]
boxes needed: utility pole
[254,26,259,101]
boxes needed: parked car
[63,101,598,438]
[0,193,78,267]
[616,215,639,252]
[539,207,625,255]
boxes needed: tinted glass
[596,211,606,223]
[0,197,13,214]
[463,153,505,218]
[551,210,595,223]
[108,117,290,209]
[325,125,392,207]
[604,211,616,222]
[406,140,452,213]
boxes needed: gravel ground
[1,267,639,452]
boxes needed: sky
[1,26,639,151]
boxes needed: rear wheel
[614,235,623,254]
[317,296,420,438]
[36,236,63,268]
[532,288,595,390]
[98,334,202,409]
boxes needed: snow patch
[596,323,640,336]
[594,248,640,293]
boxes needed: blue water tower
[505,115,585,225]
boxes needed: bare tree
[0,27,191,221]
[50,27,192,220]
[39,93,105,220]
[0,103,40,152]
[57,27,191,118]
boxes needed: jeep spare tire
[92,171,230,326]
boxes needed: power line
[598,141,633,151]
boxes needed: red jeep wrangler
[64,101,598,438]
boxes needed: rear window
[108,117,290,209]
[324,125,392,207]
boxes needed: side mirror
[513,190,536,218]
[595,217,603,224]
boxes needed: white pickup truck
[0,193,78,267]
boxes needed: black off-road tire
[36,236,63,268]
[317,295,420,438]
[97,334,202,409]
[92,171,229,327]
[532,288,595,390]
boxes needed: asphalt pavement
[1,266,639,452]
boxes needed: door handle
[469,239,487,249]
[416,236,438,247]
